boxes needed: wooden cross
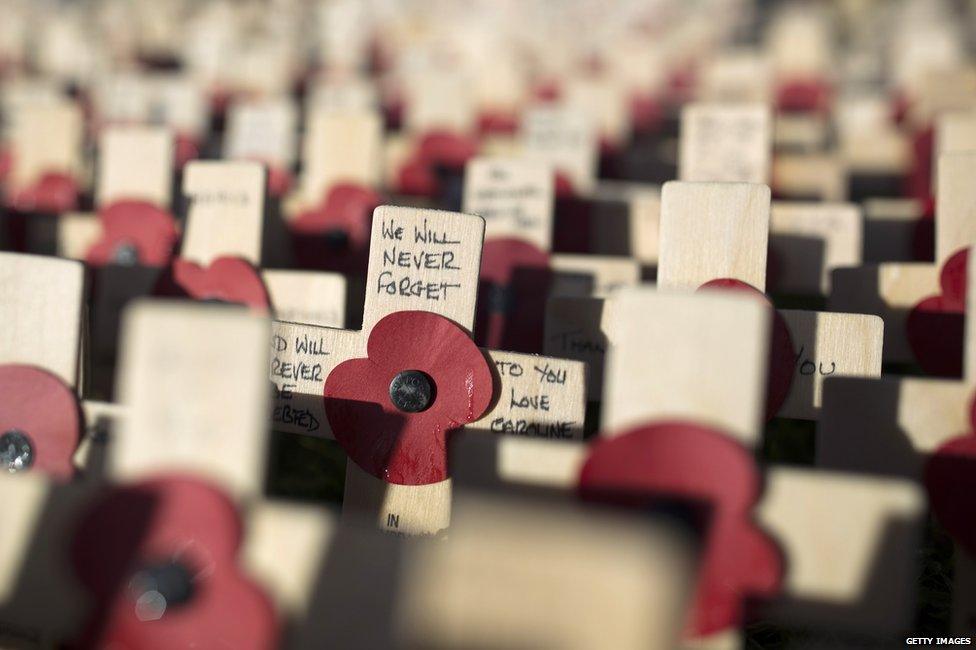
[457,287,927,645]
[831,151,976,369]
[269,205,586,535]
[243,490,693,649]
[547,181,883,420]
[819,250,976,635]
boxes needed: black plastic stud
[389,370,434,413]
[0,430,34,473]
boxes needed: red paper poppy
[926,432,976,558]
[324,310,494,485]
[776,78,832,113]
[578,422,783,637]
[0,364,80,480]
[70,475,277,650]
[86,200,179,267]
[0,147,11,181]
[697,279,795,420]
[474,238,551,353]
[290,183,381,273]
[6,172,79,213]
[265,164,293,199]
[907,247,968,377]
[477,110,519,135]
[173,134,201,168]
[163,256,270,313]
[396,131,479,196]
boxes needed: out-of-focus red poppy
[70,475,277,650]
[0,364,80,480]
[579,422,783,638]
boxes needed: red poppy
[477,110,519,135]
[578,422,783,637]
[324,310,493,485]
[86,200,179,267]
[173,134,201,168]
[697,279,795,420]
[396,130,479,196]
[161,256,270,313]
[924,393,976,557]
[0,364,80,480]
[6,172,79,213]
[907,247,968,377]
[776,78,832,113]
[290,183,381,273]
[474,238,551,353]
[70,475,277,650]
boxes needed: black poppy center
[389,370,435,413]
[128,559,196,621]
[0,429,33,473]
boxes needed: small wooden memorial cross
[457,288,927,645]
[269,205,586,535]
[832,151,976,372]
[462,155,639,353]
[819,250,976,636]
[547,181,883,420]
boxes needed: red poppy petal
[70,476,276,650]
[417,131,479,169]
[697,279,795,421]
[940,247,969,306]
[925,434,976,557]
[579,422,783,637]
[475,239,551,353]
[170,257,270,312]
[8,172,79,213]
[290,183,379,247]
[87,200,179,267]
[325,311,493,485]
[907,295,964,377]
[0,365,80,480]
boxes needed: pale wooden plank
[679,103,771,184]
[301,109,382,204]
[7,100,82,190]
[0,474,89,646]
[758,467,925,635]
[544,296,614,401]
[96,126,173,208]
[180,160,265,265]
[362,206,485,333]
[829,264,940,363]
[937,152,976,266]
[603,288,768,445]
[394,494,693,650]
[112,301,271,497]
[768,202,862,295]
[658,181,771,291]
[521,105,597,195]
[462,157,553,251]
[243,500,339,618]
[818,377,971,478]
[0,252,84,387]
[777,311,883,421]
[263,270,346,328]
[270,321,362,438]
[468,350,586,441]
[549,254,641,297]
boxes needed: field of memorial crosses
[1,0,976,647]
